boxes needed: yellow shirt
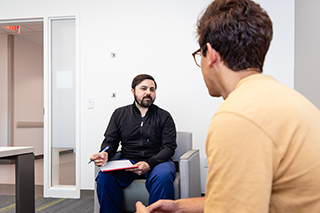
[205,74,320,212]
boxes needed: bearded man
[90,74,177,213]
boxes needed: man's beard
[134,94,155,108]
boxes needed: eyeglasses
[192,48,201,67]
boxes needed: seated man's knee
[149,163,175,184]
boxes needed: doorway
[0,17,80,198]
[0,19,44,194]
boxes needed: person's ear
[131,88,135,95]
[206,43,219,67]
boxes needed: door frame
[0,14,81,198]
[44,15,80,198]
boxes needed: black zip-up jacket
[100,103,177,170]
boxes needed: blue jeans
[96,160,176,213]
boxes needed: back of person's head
[197,0,273,72]
[131,74,157,90]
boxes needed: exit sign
[3,25,20,34]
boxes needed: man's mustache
[143,95,153,101]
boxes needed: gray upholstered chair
[94,131,201,213]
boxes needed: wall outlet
[87,97,94,109]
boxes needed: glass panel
[51,18,76,186]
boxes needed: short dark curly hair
[197,0,273,72]
[131,74,157,90]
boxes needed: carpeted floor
[0,194,94,213]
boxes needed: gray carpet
[0,195,94,213]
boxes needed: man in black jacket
[90,74,177,213]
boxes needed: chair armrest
[94,165,100,213]
[179,149,201,198]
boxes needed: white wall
[13,36,43,155]
[260,1,295,88]
[295,0,320,110]
[0,0,295,193]
[0,34,8,146]
[0,34,43,154]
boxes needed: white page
[100,159,138,172]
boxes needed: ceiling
[0,21,43,46]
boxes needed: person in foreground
[90,74,177,213]
[135,0,320,212]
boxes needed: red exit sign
[3,25,20,34]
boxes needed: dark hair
[131,74,157,90]
[197,0,273,72]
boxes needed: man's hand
[126,161,150,175]
[135,201,150,213]
[148,197,205,213]
[89,152,108,167]
[147,199,179,213]
[135,200,179,213]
